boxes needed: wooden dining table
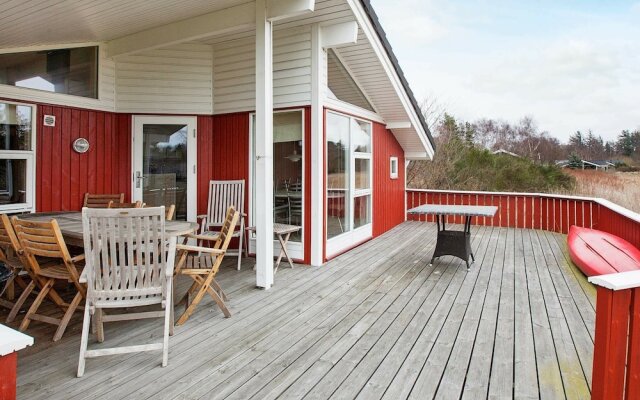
[15,212,199,247]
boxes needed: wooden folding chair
[11,217,86,342]
[83,193,125,208]
[77,206,177,377]
[174,206,239,325]
[107,200,144,208]
[198,180,247,270]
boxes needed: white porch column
[310,24,325,266]
[255,0,275,289]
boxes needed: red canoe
[568,226,640,277]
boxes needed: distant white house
[492,149,520,158]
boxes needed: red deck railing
[406,189,640,399]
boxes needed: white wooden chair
[198,180,247,270]
[77,206,177,377]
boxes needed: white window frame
[248,108,306,261]
[326,110,373,258]
[0,100,36,213]
[0,42,109,112]
[390,156,399,179]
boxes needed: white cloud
[371,0,640,142]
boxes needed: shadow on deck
[4,221,596,399]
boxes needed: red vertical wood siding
[0,352,17,400]
[36,104,131,212]
[372,122,406,237]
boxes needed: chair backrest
[206,180,244,226]
[208,207,240,274]
[11,217,82,288]
[81,207,175,302]
[213,206,240,251]
[108,200,144,209]
[0,214,25,267]
[84,193,125,208]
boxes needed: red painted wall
[372,122,406,237]
[35,104,131,212]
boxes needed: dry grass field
[564,170,640,213]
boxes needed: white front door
[132,116,197,221]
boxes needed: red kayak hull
[568,226,640,277]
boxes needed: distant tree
[617,130,635,156]
[568,152,582,169]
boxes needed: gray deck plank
[513,228,540,399]
[529,230,591,398]
[487,227,515,398]
[409,226,498,398]
[460,227,508,399]
[522,229,565,399]
[4,223,597,400]
[433,226,504,399]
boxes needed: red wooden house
[0,0,435,289]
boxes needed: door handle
[135,171,147,188]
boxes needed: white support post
[255,0,275,289]
[310,24,325,266]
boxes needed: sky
[370,0,640,143]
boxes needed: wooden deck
[5,222,596,399]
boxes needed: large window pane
[355,158,370,190]
[274,111,303,242]
[0,159,27,205]
[252,110,305,243]
[0,103,32,151]
[353,195,371,229]
[327,112,351,239]
[142,124,188,220]
[326,112,372,240]
[0,46,98,98]
[351,119,371,153]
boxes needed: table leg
[275,232,294,273]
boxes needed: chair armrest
[176,244,225,255]
[196,214,207,220]
[71,254,85,263]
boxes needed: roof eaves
[358,0,436,152]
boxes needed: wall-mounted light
[73,138,90,153]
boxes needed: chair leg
[176,278,208,326]
[20,279,53,332]
[6,280,35,323]
[94,308,105,343]
[53,291,83,342]
[77,303,92,377]
[204,285,231,318]
[163,278,172,367]
[210,279,228,301]
[237,224,244,271]
[4,274,15,300]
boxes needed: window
[251,110,304,243]
[390,157,399,179]
[327,49,374,112]
[0,46,98,99]
[0,102,35,212]
[327,111,372,240]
